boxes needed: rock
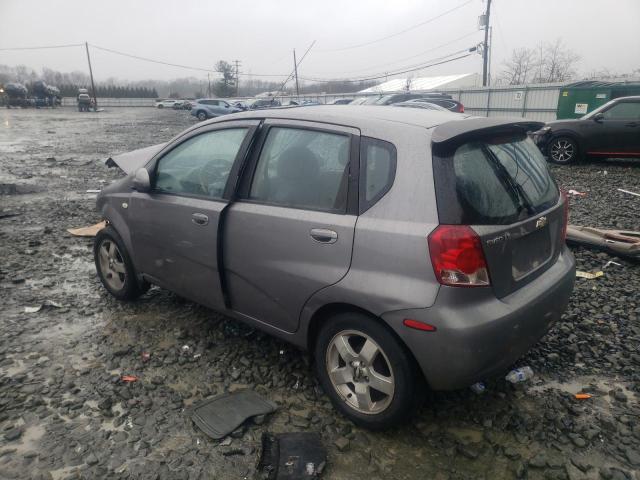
[504,446,521,460]
[529,453,548,468]
[334,437,350,452]
[4,428,23,441]
[85,453,99,466]
[624,447,640,466]
[612,390,627,402]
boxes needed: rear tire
[94,226,148,301]
[314,312,424,430]
[548,136,581,165]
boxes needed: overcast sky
[1,0,639,84]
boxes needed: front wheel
[548,136,580,165]
[197,111,207,121]
[94,226,148,300]
[314,312,424,430]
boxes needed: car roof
[613,95,640,101]
[218,105,467,129]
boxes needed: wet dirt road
[1,108,639,480]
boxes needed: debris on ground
[575,270,604,279]
[575,393,592,400]
[567,225,640,259]
[603,260,622,269]
[257,432,327,479]
[505,366,534,384]
[0,211,21,219]
[67,220,107,237]
[120,375,138,383]
[190,390,277,440]
[470,382,486,394]
[567,189,587,196]
[24,300,62,313]
[617,188,640,197]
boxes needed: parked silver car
[97,106,575,429]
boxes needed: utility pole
[84,42,98,110]
[233,60,241,96]
[293,49,300,96]
[207,73,211,97]
[482,0,492,87]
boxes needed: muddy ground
[0,107,639,480]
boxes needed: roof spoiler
[431,117,544,146]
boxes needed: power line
[300,49,476,83]
[275,41,316,97]
[0,43,83,51]
[89,43,289,77]
[307,30,480,77]
[315,0,473,53]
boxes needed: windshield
[581,99,617,119]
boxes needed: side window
[603,102,640,120]
[359,137,396,212]
[155,128,248,198]
[249,127,350,212]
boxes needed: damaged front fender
[105,143,166,174]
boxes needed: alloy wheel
[98,239,127,291]
[325,329,395,414]
[550,138,575,163]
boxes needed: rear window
[433,133,559,225]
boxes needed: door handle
[191,213,209,226]
[310,228,338,244]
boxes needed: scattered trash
[0,211,21,220]
[575,270,604,279]
[193,353,202,359]
[567,189,587,197]
[24,300,62,313]
[575,393,592,400]
[219,437,232,447]
[603,261,621,269]
[181,345,190,352]
[505,366,534,384]
[141,352,151,362]
[617,188,640,198]
[190,390,277,440]
[470,382,486,394]
[567,225,640,259]
[67,221,107,237]
[257,432,327,479]
[86,189,101,194]
[121,375,138,383]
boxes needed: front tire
[314,312,424,430]
[94,226,148,300]
[548,136,580,165]
[197,111,207,121]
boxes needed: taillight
[457,103,465,113]
[560,189,569,242]
[428,225,490,287]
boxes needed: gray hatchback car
[96,106,575,429]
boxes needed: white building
[359,73,479,93]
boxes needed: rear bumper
[382,246,575,390]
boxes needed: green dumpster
[557,80,640,119]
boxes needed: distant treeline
[57,84,158,98]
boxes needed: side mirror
[593,112,605,123]
[132,167,151,192]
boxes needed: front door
[128,121,258,309]
[586,100,640,155]
[224,120,359,332]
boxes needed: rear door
[433,132,563,298]
[128,120,259,309]
[224,119,359,332]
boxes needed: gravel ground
[0,107,639,480]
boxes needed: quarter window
[249,127,350,212]
[360,137,396,212]
[154,128,248,198]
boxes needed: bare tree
[501,38,580,85]
[500,48,536,85]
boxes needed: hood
[546,118,582,127]
[105,143,166,174]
